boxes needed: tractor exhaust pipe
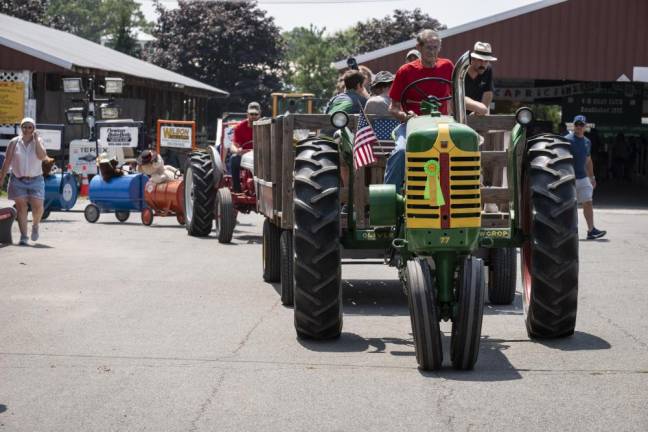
[452,51,471,125]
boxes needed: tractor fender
[206,145,225,187]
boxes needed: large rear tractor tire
[262,218,281,282]
[451,256,485,370]
[215,187,235,243]
[488,247,517,305]
[522,134,579,339]
[280,230,294,306]
[293,140,342,339]
[184,152,215,237]
[406,259,443,371]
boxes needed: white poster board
[69,140,125,174]
[98,126,139,148]
[160,125,193,149]
[38,128,63,151]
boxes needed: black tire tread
[216,188,235,243]
[185,152,215,237]
[262,218,281,282]
[524,134,579,338]
[293,139,342,339]
[488,248,517,305]
[280,230,294,306]
[406,259,443,371]
[451,256,485,370]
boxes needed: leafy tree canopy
[146,0,284,111]
[0,0,148,57]
[282,25,340,100]
[282,9,445,99]
[0,0,46,22]
[46,0,149,46]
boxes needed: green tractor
[255,51,578,371]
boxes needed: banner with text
[160,125,193,149]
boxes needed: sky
[139,0,542,34]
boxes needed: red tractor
[183,114,256,243]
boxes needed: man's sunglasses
[21,125,34,129]
[574,122,585,127]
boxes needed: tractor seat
[240,152,254,174]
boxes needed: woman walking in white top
[0,117,48,245]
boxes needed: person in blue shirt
[565,115,606,240]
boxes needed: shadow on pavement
[0,404,6,414]
[31,243,54,249]
[532,331,611,351]
[298,332,412,355]
[343,278,408,316]
[422,335,523,382]
[235,234,262,244]
[484,292,523,316]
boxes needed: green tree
[352,8,446,54]
[283,25,339,99]
[45,0,149,54]
[0,0,48,23]
[146,0,284,111]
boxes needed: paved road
[1,198,647,431]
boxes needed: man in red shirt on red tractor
[384,29,486,191]
[230,101,260,192]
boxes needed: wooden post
[281,115,295,229]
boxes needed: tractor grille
[405,125,481,229]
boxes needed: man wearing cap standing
[0,118,47,245]
[405,49,421,63]
[364,71,395,116]
[230,102,260,192]
[465,41,497,115]
[565,115,606,239]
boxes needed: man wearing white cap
[465,41,497,114]
[405,49,421,63]
[0,118,48,245]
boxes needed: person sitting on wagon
[230,102,260,192]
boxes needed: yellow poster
[0,81,25,124]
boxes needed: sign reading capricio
[160,125,193,148]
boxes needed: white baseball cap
[20,117,35,127]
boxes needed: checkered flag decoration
[353,110,378,169]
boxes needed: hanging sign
[0,81,24,124]
[98,125,139,147]
[160,125,193,149]
[36,124,64,151]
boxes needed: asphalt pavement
[0,197,647,431]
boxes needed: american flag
[353,110,378,169]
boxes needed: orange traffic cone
[80,165,89,197]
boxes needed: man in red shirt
[384,29,485,191]
[230,101,260,192]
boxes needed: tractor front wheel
[522,134,579,338]
[215,187,235,243]
[293,139,342,339]
[451,256,485,370]
[406,258,443,371]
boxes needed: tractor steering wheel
[399,76,453,112]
